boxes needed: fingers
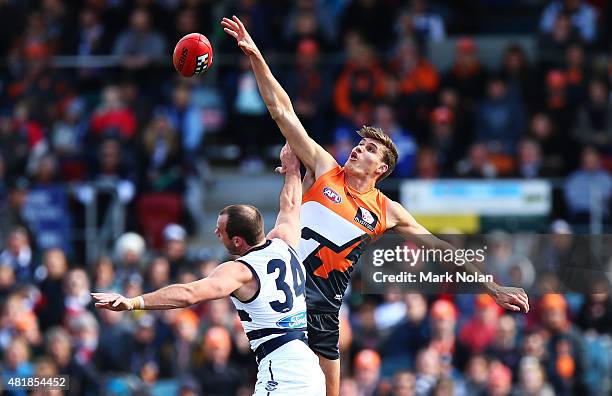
[502,302,521,312]
[221,17,239,31]
[232,15,246,32]
[223,27,238,39]
[275,166,286,173]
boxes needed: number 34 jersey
[298,165,388,313]
[230,238,307,353]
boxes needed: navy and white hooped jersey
[230,238,307,357]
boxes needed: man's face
[344,138,388,181]
[215,215,239,255]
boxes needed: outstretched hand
[221,15,260,57]
[91,292,135,311]
[490,285,530,313]
[275,143,301,174]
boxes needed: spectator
[165,83,205,161]
[63,269,93,320]
[383,293,430,371]
[373,104,417,177]
[91,256,118,292]
[576,278,612,334]
[540,0,597,43]
[283,39,332,143]
[112,8,165,72]
[463,355,489,396]
[144,256,170,292]
[517,356,557,396]
[538,294,588,395]
[475,76,525,156]
[427,299,468,371]
[395,0,446,43]
[89,85,137,142]
[36,248,68,330]
[333,37,386,120]
[459,294,501,355]
[340,0,393,51]
[113,232,146,286]
[138,111,184,193]
[2,337,34,396]
[484,361,513,396]
[414,347,441,396]
[538,11,582,70]
[159,309,200,377]
[486,315,521,373]
[499,44,534,103]
[389,38,439,132]
[564,146,612,222]
[353,349,383,396]
[455,143,497,179]
[442,38,488,108]
[94,308,131,373]
[540,70,578,148]
[415,146,440,179]
[527,113,565,174]
[391,369,416,396]
[161,223,190,279]
[0,227,33,283]
[68,312,99,365]
[573,79,612,151]
[194,326,243,396]
[427,107,464,176]
[514,138,558,178]
[45,326,99,395]
[283,8,334,53]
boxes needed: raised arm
[267,144,302,248]
[221,16,337,177]
[386,198,530,313]
[92,260,253,311]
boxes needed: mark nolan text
[373,271,494,283]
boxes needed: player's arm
[386,198,530,313]
[221,16,337,177]
[92,260,252,311]
[267,144,302,249]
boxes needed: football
[172,33,213,77]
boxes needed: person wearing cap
[459,294,501,354]
[94,145,326,395]
[353,349,382,396]
[427,106,464,176]
[538,294,589,395]
[195,326,243,396]
[427,299,470,371]
[442,37,488,106]
[162,223,192,280]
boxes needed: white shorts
[253,339,325,396]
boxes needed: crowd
[1,0,612,395]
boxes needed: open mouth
[350,152,358,160]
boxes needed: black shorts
[307,311,340,360]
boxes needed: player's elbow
[269,105,287,122]
[183,284,201,305]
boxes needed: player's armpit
[386,198,432,237]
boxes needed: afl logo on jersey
[323,187,342,203]
[354,207,378,232]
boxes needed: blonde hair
[357,126,399,180]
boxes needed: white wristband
[136,296,145,310]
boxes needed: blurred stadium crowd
[1,0,612,395]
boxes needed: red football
[173,33,213,77]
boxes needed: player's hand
[221,16,260,57]
[490,285,530,313]
[275,143,300,174]
[92,292,135,311]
